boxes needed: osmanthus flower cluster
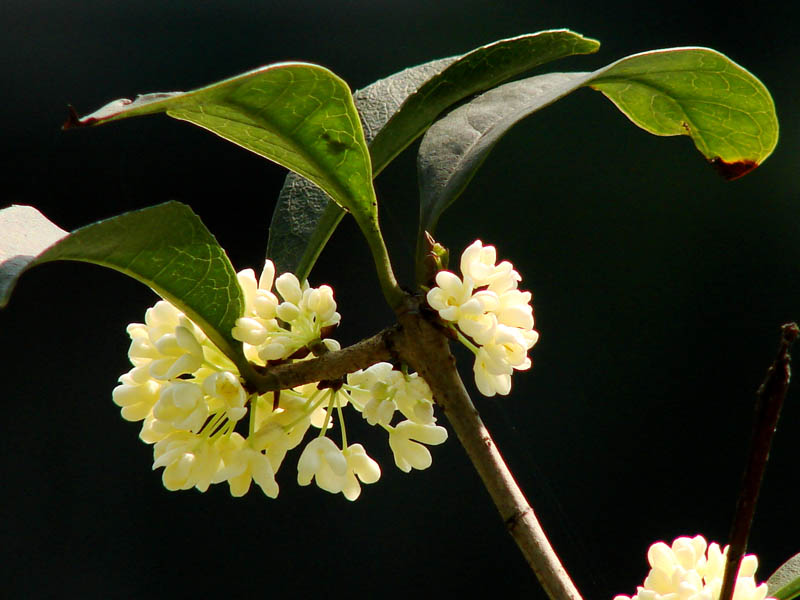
[614,535,775,600]
[426,240,539,396]
[112,260,447,500]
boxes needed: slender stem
[248,393,257,437]
[719,322,799,600]
[237,292,583,600]
[394,297,582,600]
[318,391,335,438]
[245,325,399,394]
[336,392,348,448]
[449,322,481,354]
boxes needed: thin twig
[719,322,799,600]
[245,325,399,394]
[238,293,583,600]
[394,297,582,600]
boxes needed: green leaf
[416,47,778,262]
[268,57,457,279]
[768,552,800,600]
[267,58,456,280]
[0,202,248,373]
[369,30,600,175]
[590,48,778,179]
[267,30,600,279]
[65,63,378,225]
[417,72,585,242]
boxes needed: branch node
[505,506,534,532]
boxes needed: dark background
[2,1,799,598]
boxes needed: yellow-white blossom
[427,240,538,397]
[614,535,774,600]
[203,371,247,422]
[214,433,279,498]
[152,431,221,492]
[387,421,448,472]
[115,261,445,501]
[297,437,380,500]
[112,366,162,422]
[232,261,340,364]
[347,362,436,426]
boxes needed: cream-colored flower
[233,262,340,364]
[473,347,512,397]
[460,239,498,285]
[152,431,221,492]
[112,366,162,422]
[614,535,774,600]
[427,240,538,397]
[214,433,279,498]
[297,437,380,500]
[347,362,399,426]
[392,372,436,425]
[388,421,448,472]
[347,363,436,426]
[151,381,208,433]
[426,270,476,322]
[297,436,348,492]
[203,371,247,422]
[126,302,207,380]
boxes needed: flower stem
[248,393,258,438]
[318,390,336,438]
[335,392,348,448]
[449,323,480,355]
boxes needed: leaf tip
[61,97,138,130]
[61,104,83,130]
[710,157,759,181]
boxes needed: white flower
[125,301,209,380]
[152,381,208,433]
[426,240,538,397]
[203,371,247,422]
[297,436,348,492]
[152,431,221,492]
[117,265,427,501]
[214,433,279,498]
[297,437,380,500]
[251,392,314,472]
[275,272,303,305]
[495,289,534,330]
[112,366,162,422]
[347,363,436,426]
[347,363,399,426]
[426,270,475,322]
[340,443,381,501]
[388,421,448,472]
[232,261,341,364]
[392,373,436,425]
[614,535,774,600]
[460,239,498,285]
[473,347,512,397]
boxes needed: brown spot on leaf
[710,157,759,181]
[321,131,348,153]
[681,121,691,133]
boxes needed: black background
[2,1,799,598]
